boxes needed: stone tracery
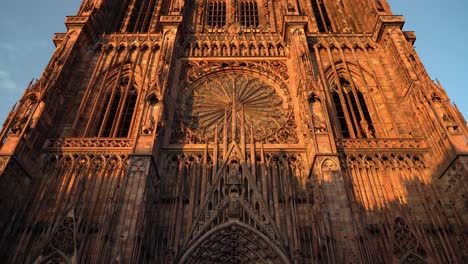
[173,73,296,143]
[0,1,467,263]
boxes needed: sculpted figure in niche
[231,44,238,56]
[142,97,159,135]
[212,44,219,56]
[249,44,257,56]
[202,44,209,56]
[259,45,267,56]
[241,44,248,56]
[278,45,285,56]
[308,92,327,133]
[227,161,241,185]
[443,114,459,132]
[360,119,374,138]
[221,45,228,56]
[171,0,184,12]
[228,186,241,219]
[321,159,341,182]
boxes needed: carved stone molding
[372,15,405,42]
[181,60,290,85]
[346,152,426,169]
[65,16,89,30]
[314,35,377,50]
[160,15,183,23]
[182,28,287,58]
[337,138,427,152]
[104,34,163,48]
[44,138,134,152]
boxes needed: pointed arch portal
[179,221,291,264]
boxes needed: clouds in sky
[0,37,52,120]
[0,69,17,92]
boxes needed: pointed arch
[179,221,290,264]
[326,62,376,138]
[91,64,141,138]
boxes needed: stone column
[111,155,157,263]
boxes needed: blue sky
[0,0,467,124]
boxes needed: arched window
[332,78,374,138]
[94,77,138,138]
[207,0,227,28]
[239,0,259,28]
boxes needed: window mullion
[336,86,356,138]
[247,1,250,27]
[98,87,117,137]
[344,90,362,138]
[111,86,129,137]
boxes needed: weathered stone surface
[0,1,466,263]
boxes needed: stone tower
[0,0,467,263]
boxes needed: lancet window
[93,77,138,138]
[125,0,158,33]
[311,0,332,32]
[331,77,374,138]
[239,0,259,28]
[207,1,227,28]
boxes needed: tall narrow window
[311,0,332,32]
[332,90,350,138]
[207,1,227,28]
[94,77,138,138]
[117,86,138,137]
[239,0,259,28]
[126,0,157,33]
[331,78,374,138]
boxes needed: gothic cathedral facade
[0,0,467,263]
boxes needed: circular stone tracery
[182,74,289,141]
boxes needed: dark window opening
[102,91,121,137]
[311,0,332,32]
[115,0,132,32]
[127,0,157,33]
[207,1,227,28]
[332,90,350,138]
[332,78,374,138]
[94,78,138,138]
[239,1,259,28]
[117,88,138,137]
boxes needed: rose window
[180,74,290,141]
